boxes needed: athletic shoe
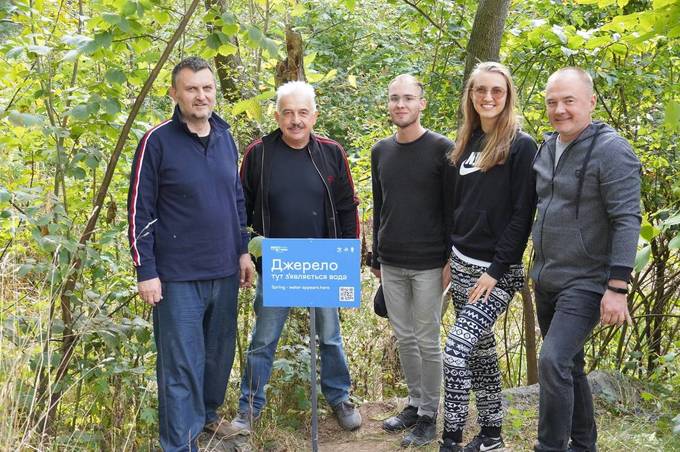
[567,442,597,452]
[204,418,248,439]
[230,411,259,433]
[382,405,419,432]
[440,438,464,451]
[333,400,362,431]
[463,433,505,451]
[400,414,436,447]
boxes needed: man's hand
[442,261,451,291]
[468,272,497,303]
[239,253,255,288]
[600,287,632,326]
[371,267,381,280]
[138,277,162,306]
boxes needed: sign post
[309,307,318,451]
[261,238,361,451]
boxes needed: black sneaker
[463,434,504,451]
[400,415,436,447]
[383,405,419,432]
[440,438,464,452]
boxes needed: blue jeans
[238,276,351,416]
[534,285,600,452]
[154,275,239,452]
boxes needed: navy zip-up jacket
[127,106,249,282]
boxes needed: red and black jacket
[240,129,359,251]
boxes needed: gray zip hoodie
[530,121,641,294]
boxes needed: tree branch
[36,0,203,432]
[401,0,449,39]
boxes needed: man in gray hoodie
[531,67,641,452]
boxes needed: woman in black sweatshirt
[439,62,537,452]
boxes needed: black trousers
[533,285,600,452]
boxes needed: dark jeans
[154,275,239,452]
[238,275,351,416]
[534,285,600,452]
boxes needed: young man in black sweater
[371,74,452,447]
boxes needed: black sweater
[444,129,537,280]
[371,130,453,270]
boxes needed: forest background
[0,0,679,450]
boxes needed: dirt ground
[317,400,409,452]
[317,399,485,452]
[198,372,672,451]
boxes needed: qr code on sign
[339,286,355,302]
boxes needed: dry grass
[241,399,680,452]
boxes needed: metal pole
[309,307,319,452]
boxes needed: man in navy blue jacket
[233,81,362,433]
[127,57,254,451]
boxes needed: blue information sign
[262,238,361,308]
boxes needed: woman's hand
[468,272,497,303]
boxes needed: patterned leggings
[442,254,524,436]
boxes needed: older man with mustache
[232,80,362,433]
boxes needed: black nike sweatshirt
[444,129,537,280]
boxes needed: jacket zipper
[535,137,577,283]
[307,146,338,238]
[260,142,267,237]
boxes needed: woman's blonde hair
[449,61,519,171]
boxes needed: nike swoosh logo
[480,441,502,451]
[460,152,481,175]
[459,163,480,175]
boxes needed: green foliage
[628,345,680,436]
[0,0,678,448]
[248,235,264,258]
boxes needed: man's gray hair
[172,57,213,87]
[276,81,317,112]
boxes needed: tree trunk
[462,0,511,89]
[205,0,245,103]
[275,26,305,85]
[214,37,245,104]
[648,243,667,373]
